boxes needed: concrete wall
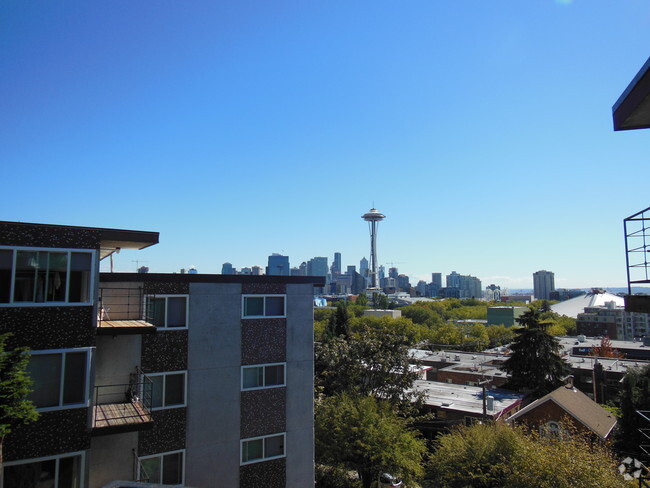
[285,283,315,487]
[89,433,138,488]
[185,282,242,488]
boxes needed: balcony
[92,370,154,436]
[624,206,650,313]
[98,286,157,335]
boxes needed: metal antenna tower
[361,207,385,290]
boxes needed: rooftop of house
[508,384,617,439]
[411,379,525,417]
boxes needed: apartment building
[1,221,320,488]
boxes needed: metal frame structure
[624,206,650,295]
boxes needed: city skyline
[3,2,650,290]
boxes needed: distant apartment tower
[428,273,442,297]
[267,253,290,276]
[446,271,482,299]
[331,252,342,276]
[222,262,235,275]
[485,284,501,302]
[307,257,328,278]
[533,270,555,300]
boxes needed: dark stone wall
[138,408,186,456]
[242,283,286,294]
[240,388,286,439]
[0,307,95,350]
[240,458,286,488]
[144,282,189,295]
[4,408,90,461]
[0,222,99,249]
[241,319,286,365]
[141,330,188,372]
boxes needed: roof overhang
[99,228,159,260]
[613,57,650,131]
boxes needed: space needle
[362,207,385,290]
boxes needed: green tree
[315,322,423,409]
[316,393,427,488]
[486,324,516,346]
[355,293,368,307]
[373,293,389,310]
[502,308,569,398]
[428,422,629,488]
[0,333,39,487]
[329,301,350,338]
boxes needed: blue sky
[2,1,650,289]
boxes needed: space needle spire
[361,207,385,290]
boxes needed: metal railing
[92,367,153,429]
[98,286,155,323]
[624,206,650,294]
[133,449,151,483]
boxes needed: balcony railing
[92,368,154,435]
[624,207,650,313]
[97,287,157,334]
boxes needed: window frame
[148,371,188,410]
[137,449,185,486]
[145,294,189,330]
[4,450,85,488]
[0,246,95,307]
[241,294,286,318]
[240,433,286,465]
[241,362,286,391]
[28,348,93,412]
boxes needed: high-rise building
[533,270,555,300]
[0,220,321,488]
[331,252,342,276]
[445,271,482,299]
[267,253,290,276]
[221,262,235,275]
[251,265,263,275]
[359,257,368,276]
[307,257,328,278]
[485,284,501,302]
[389,267,399,280]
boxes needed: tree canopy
[428,422,629,488]
[502,308,569,398]
[316,393,427,488]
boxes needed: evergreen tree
[502,308,569,398]
[0,333,39,488]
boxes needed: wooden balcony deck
[92,401,153,435]
[97,319,157,335]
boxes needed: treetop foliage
[428,422,629,488]
[502,308,570,398]
[0,333,38,439]
[316,393,427,488]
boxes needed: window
[541,421,564,438]
[242,363,286,390]
[4,452,84,488]
[27,349,90,410]
[0,248,93,305]
[146,295,188,328]
[241,433,285,465]
[149,371,186,409]
[138,450,184,485]
[242,295,285,318]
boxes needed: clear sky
[2,1,650,290]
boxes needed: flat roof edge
[100,272,326,286]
